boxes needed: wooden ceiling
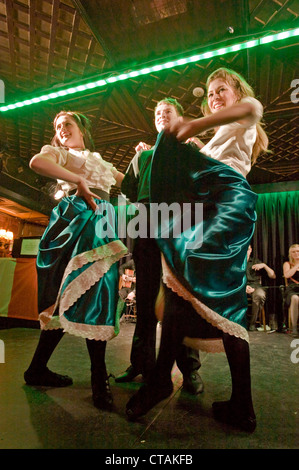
[0,0,298,218]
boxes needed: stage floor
[0,320,298,450]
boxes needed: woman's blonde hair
[201,67,269,164]
[51,111,95,151]
[289,244,299,265]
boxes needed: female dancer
[24,111,127,410]
[283,244,299,336]
[125,67,269,432]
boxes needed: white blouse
[40,145,118,193]
[201,97,263,178]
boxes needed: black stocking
[221,332,255,416]
[149,289,186,387]
[85,338,107,378]
[86,339,107,372]
[86,339,113,409]
[27,328,65,372]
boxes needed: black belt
[69,188,110,201]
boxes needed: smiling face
[54,114,85,149]
[154,102,182,133]
[289,245,299,264]
[207,78,240,114]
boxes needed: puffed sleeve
[84,151,117,190]
[39,145,68,166]
[240,97,263,126]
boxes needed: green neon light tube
[1,28,298,112]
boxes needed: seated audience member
[119,258,136,298]
[118,258,136,316]
[283,244,299,337]
[246,245,276,331]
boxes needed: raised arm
[30,152,83,184]
[171,100,261,142]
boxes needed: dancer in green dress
[24,111,127,410]
[125,68,269,432]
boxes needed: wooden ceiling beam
[71,0,116,66]
[4,0,17,79]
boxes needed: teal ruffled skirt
[150,132,258,351]
[37,196,127,341]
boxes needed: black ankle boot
[92,373,113,411]
[212,400,256,433]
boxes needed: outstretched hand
[168,117,205,148]
[75,179,102,212]
[135,142,152,152]
[169,117,204,142]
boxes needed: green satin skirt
[150,131,257,348]
[36,196,127,341]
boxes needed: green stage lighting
[1,28,298,113]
